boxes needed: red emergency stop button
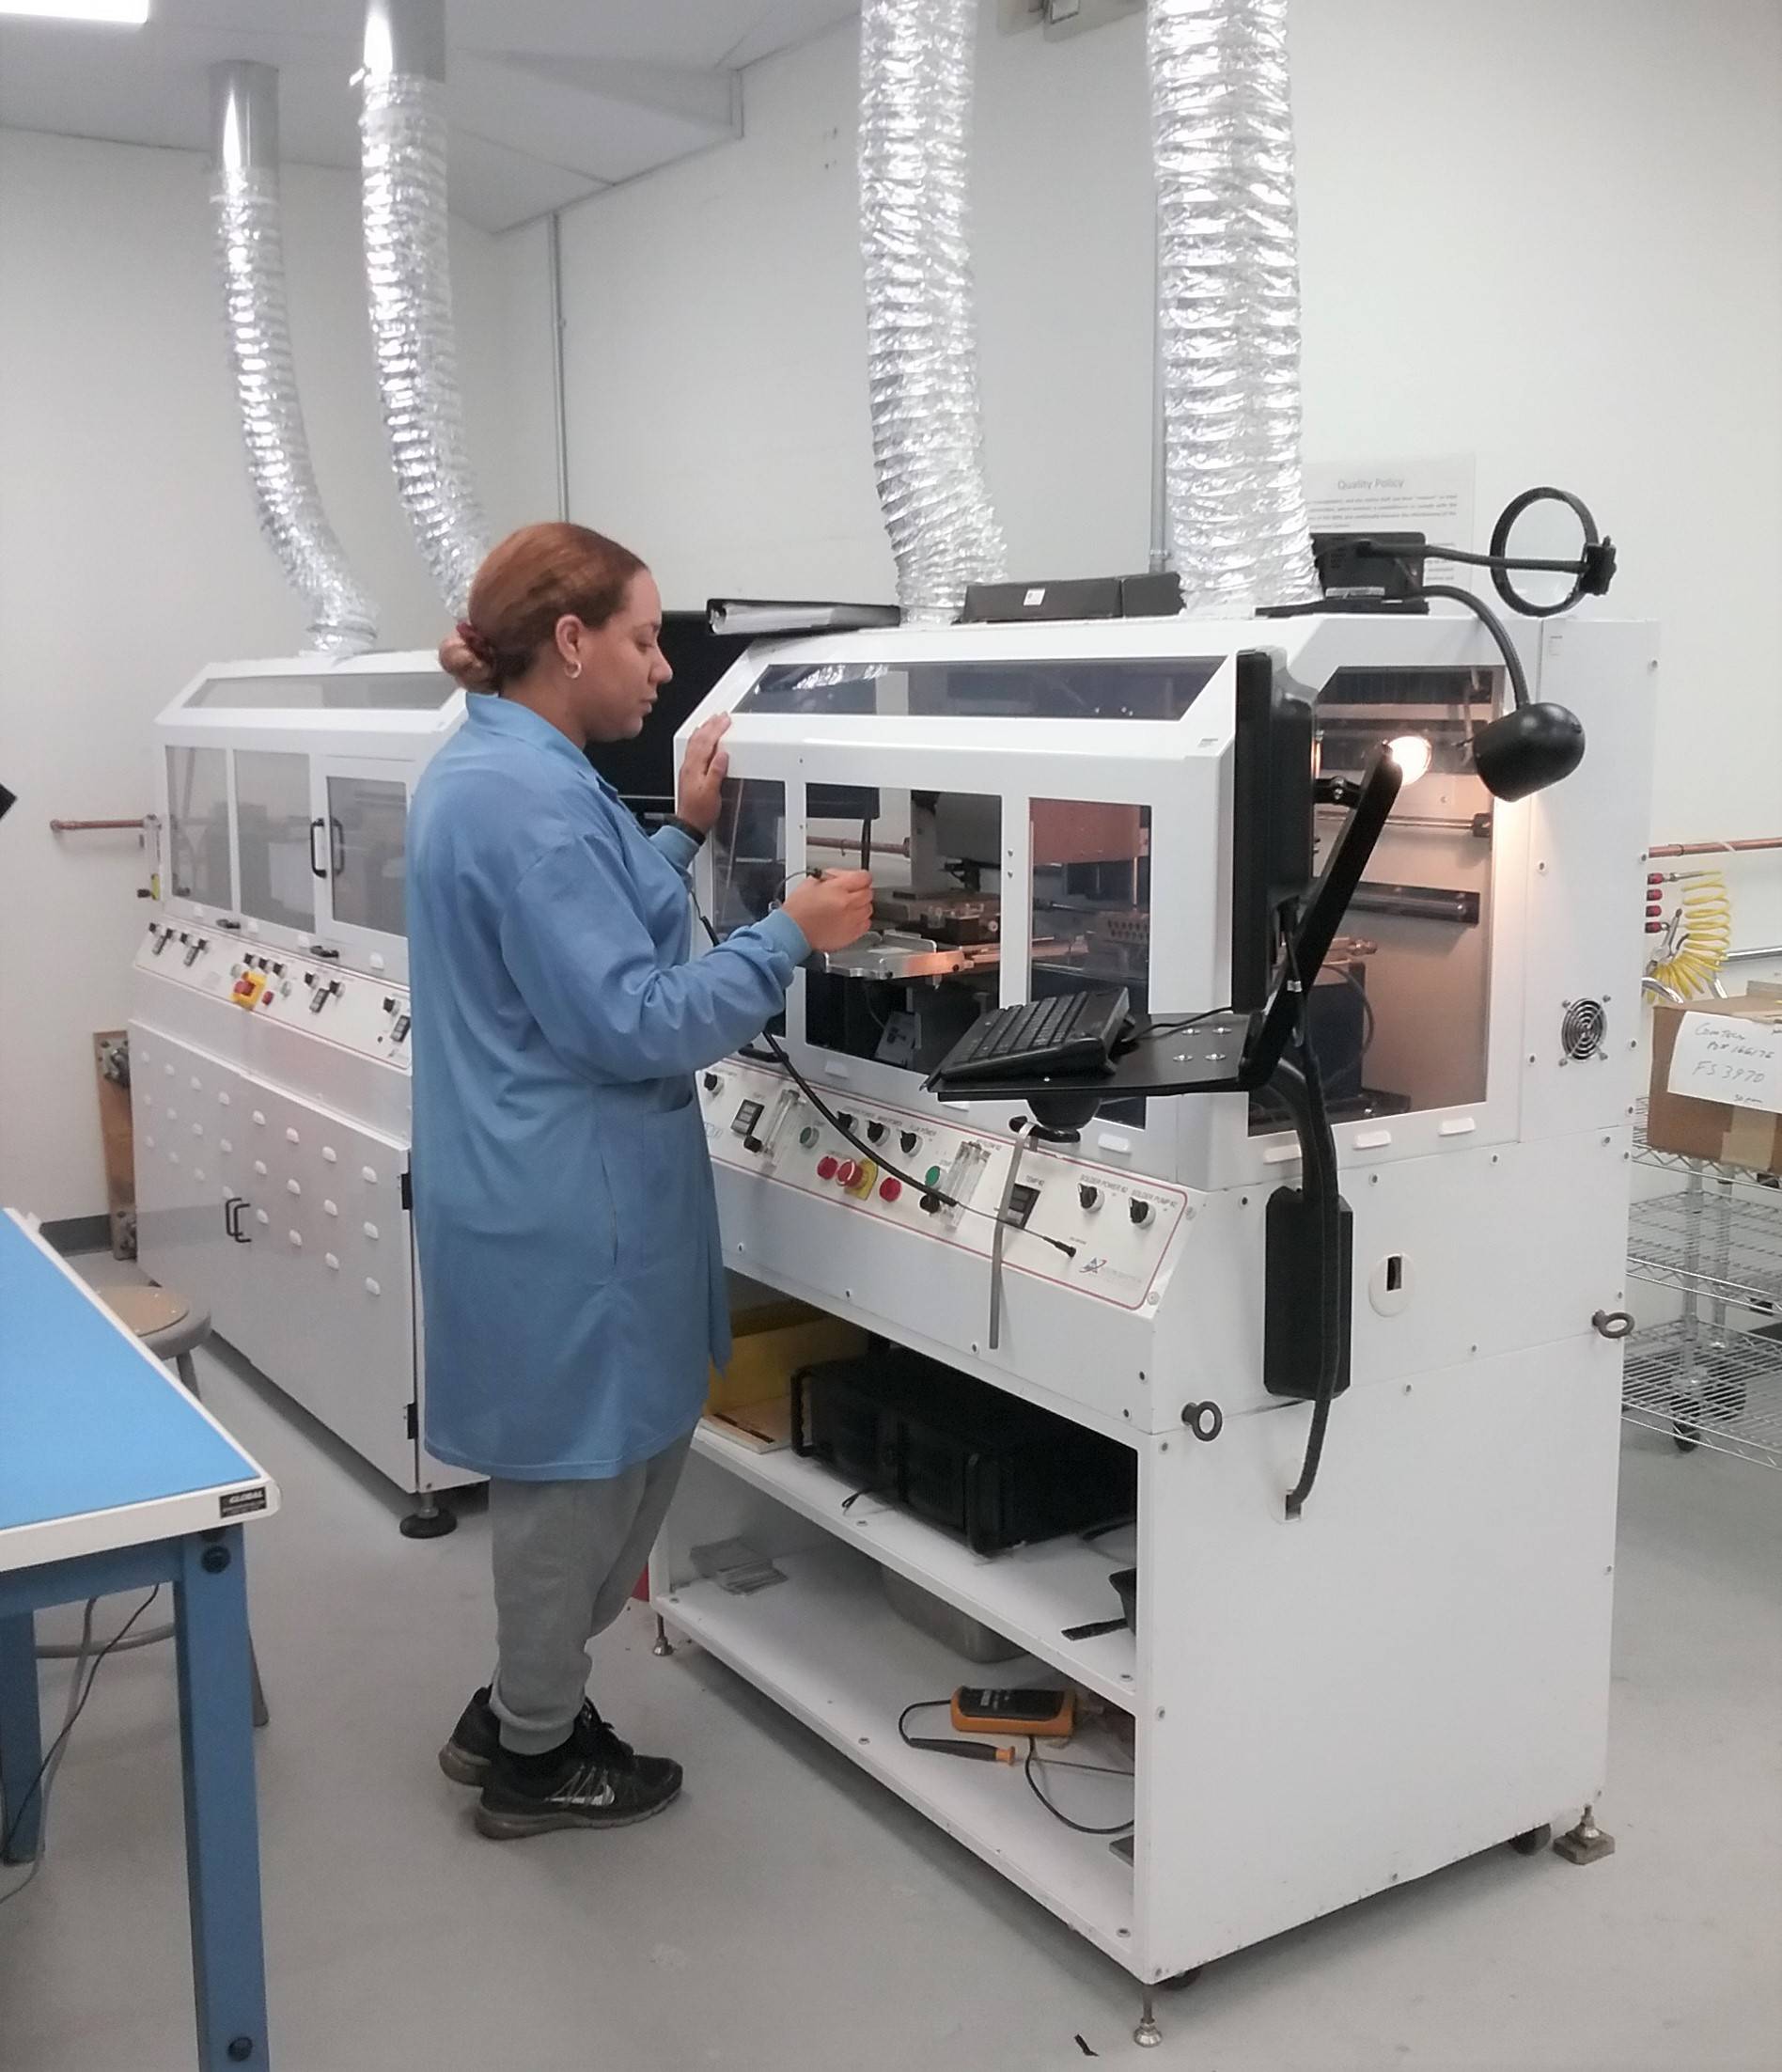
[879,1177,902,1203]
[836,1160,861,1188]
[816,1155,838,1181]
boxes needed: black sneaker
[474,1710,683,1841]
[439,1687,599,1787]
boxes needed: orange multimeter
[949,1687,1076,1740]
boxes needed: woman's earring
[566,659,583,680]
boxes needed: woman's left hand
[676,714,731,836]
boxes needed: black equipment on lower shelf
[790,1346,1135,1558]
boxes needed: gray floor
[2,1262,1778,2072]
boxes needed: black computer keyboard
[938,988,1132,1084]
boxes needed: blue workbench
[0,1207,278,2069]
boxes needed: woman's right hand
[782,871,875,952]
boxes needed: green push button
[925,1165,943,1187]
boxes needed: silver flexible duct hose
[860,0,1006,624]
[361,0,489,617]
[1149,0,1317,614]
[211,62,377,656]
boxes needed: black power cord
[0,1588,162,1905]
[1263,577,1531,711]
[696,903,1078,1263]
[1266,938,1343,1521]
[896,1698,1135,1835]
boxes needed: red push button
[879,1177,902,1203]
[836,1160,861,1188]
[816,1155,838,1181]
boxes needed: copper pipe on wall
[1649,837,1782,858]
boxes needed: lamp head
[1472,700,1586,801]
[1386,733,1432,785]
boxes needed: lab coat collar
[466,692,604,784]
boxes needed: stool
[35,1286,270,1730]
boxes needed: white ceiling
[0,0,862,231]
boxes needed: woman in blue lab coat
[408,523,872,1840]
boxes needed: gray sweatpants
[488,1429,695,1756]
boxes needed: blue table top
[0,1216,261,1536]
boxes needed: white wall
[0,127,544,1222]
[553,0,1782,855]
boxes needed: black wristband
[666,814,709,849]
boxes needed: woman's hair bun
[438,623,497,692]
[442,525,648,695]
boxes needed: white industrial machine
[129,653,472,1530]
[653,608,1656,2032]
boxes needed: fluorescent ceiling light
[0,2,151,23]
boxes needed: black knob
[702,1072,720,1092]
[900,1130,919,1155]
[836,1111,856,1133]
[920,1193,942,1215]
[1129,1199,1153,1228]
[867,1121,886,1144]
[1079,1184,1102,1212]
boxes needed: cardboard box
[1648,998,1782,1176]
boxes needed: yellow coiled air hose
[1648,871,1733,999]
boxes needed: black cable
[697,902,1078,1262]
[0,1589,161,1883]
[1024,1739,1133,1836]
[1147,1004,1235,1040]
[1270,940,1341,1521]
[898,1698,956,1744]
[1263,581,1530,712]
[899,1701,1134,1833]
[1339,964,1376,1058]
[1410,583,1530,709]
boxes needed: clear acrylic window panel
[184,672,453,712]
[711,778,787,938]
[165,746,231,908]
[234,750,316,934]
[737,657,1219,721]
[1256,667,1497,1130]
[1031,802,1151,1126]
[804,788,1004,1073]
[326,775,409,938]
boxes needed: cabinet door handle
[309,818,328,880]
[225,1195,253,1244]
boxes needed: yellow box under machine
[703,1299,865,1452]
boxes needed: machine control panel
[701,1058,1192,1313]
[134,922,413,1072]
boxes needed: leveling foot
[1554,1805,1616,1865]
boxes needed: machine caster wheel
[1509,1824,1552,1857]
[399,1497,457,1539]
[1671,1424,1700,1453]
[1158,1967,1203,1990]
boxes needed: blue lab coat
[406,695,807,1480]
